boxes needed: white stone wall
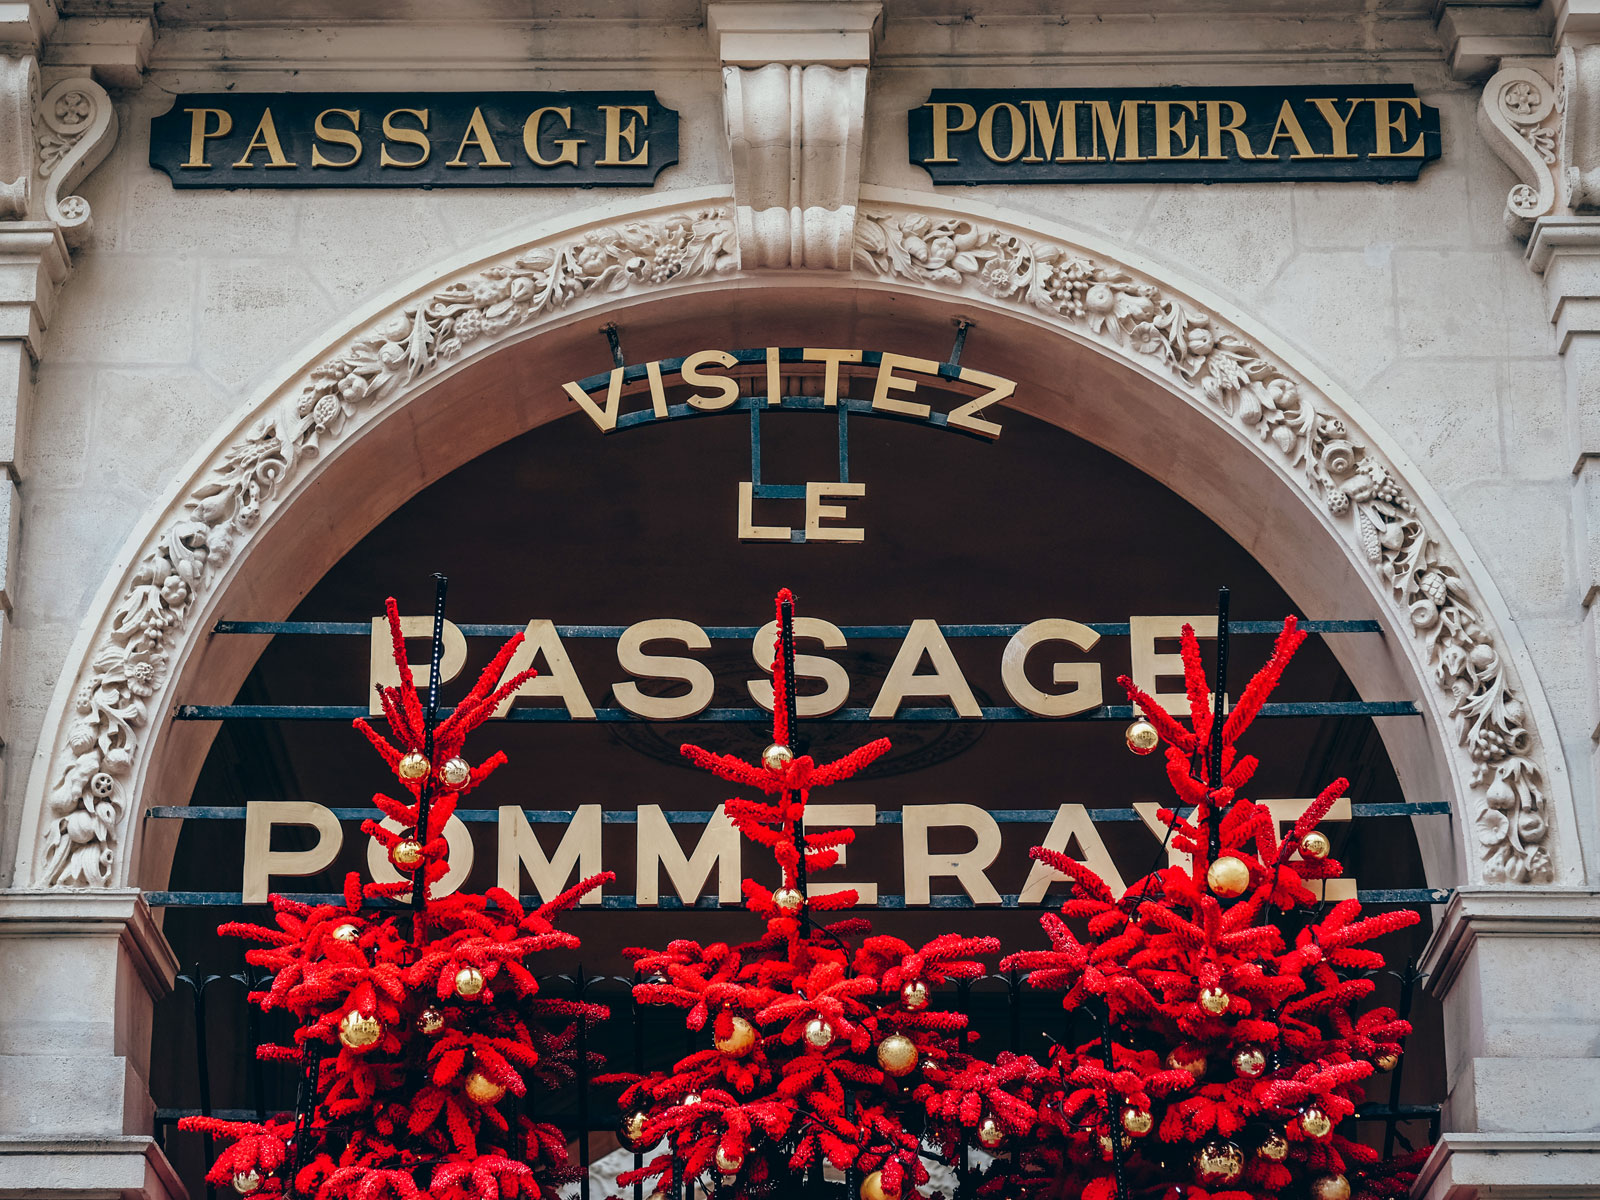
[4,20,1591,893]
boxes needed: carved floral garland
[39,202,1551,888]
[40,208,737,887]
[852,209,1550,885]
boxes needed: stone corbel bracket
[33,74,117,248]
[1478,61,1560,238]
[708,1,883,270]
[723,62,867,269]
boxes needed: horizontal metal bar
[213,619,1384,637]
[146,801,1454,823]
[143,888,1452,909]
[174,700,1421,722]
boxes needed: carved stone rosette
[31,197,1559,891]
[852,206,1553,885]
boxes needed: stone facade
[0,1,1597,1197]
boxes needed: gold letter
[369,616,466,715]
[1371,97,1425,158]
[447,106,512,167]
[562,367,626,432]
[523,106,582,166]
[1089,100,1144,162]
[498,805,603,904]
[613,619,715,720]
[598,104,649,166]
[1309,98,1361,160]
[242,801,341,903]
[682,349,739,410]
[1263,100,1321,160]
[492,619,596,719]
[311,108,362,168]
[977,102,1027,163]
[1201,100,1256,160]
[871,352,940,419]
[924,101,976,163]
[947,366,1014,438]
[1023,99,1080,163]
[182,107,232,168]
[232,108,296,168]
[805,805,878,903]
[802,348,863,406]
[1153,100,1199,160]
[871,620,981,719]
[748,618,851,717]
[902,804,1003,905]
[1129,615,1224,712]
[738,483,792,541]
[805,482,866,542]
[636,804,740,906]
[1018,805,1128,902]
[380,108,431,167]
[1000,619,1104,717]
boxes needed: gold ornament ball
[1165,1046,1207,1080]
[771,887,804,915]
[1375,1050,1400,1072]
[877,1033,919,1077]
[1192,1141,1245,1186]
[804,1017,836,1050]
[1256,1131,1289,1162]
[1232,1046,1267,1078]
[977,1116,1005,1148]
[1299,1106,1333,1139]
[762,743,794,772]
[681,1092,701,1107]
[1097,1133,1115,1159]
[714,1148,744,1175]
[1206,856,1251,898]
[716,1015,758,1057]
[1121,1107,1153,1137]
[391,838,424,870]
[441,756,472,787]
[398,751,431,780]
[1300,831,1332,861]
[464,1071,506,1104]
[454,965,486,998]
[331,923,360,943]
[860,1170,900,1200]
[618,1109,649,1150]
[1311,1175,1352,1200]
[232,1171,262,1195]
[337,1009,382,1050]
[416,1007,446,1035]
[1199,986,1231,1016]
[901,979,930,1011]
[1125,718,1160,755]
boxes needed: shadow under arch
[16,184,1578,897]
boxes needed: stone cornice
[1417,1132,1600,1200]
[0,888,178,997]
[0,1136,184,1200]
[1435,1,1552,78]
[0,221,68,349]
[1420,886,1600,995]
[706,1,883,68]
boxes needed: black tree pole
[778,594,809,937]
[1208,587,1231,862]
[410,573,450,912]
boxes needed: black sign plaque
[909,86,1441,184]
[150,91,678,189]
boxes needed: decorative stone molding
[709,2,880,270]
[723,63,867,269]
[1479,61,1562,238]
[853,203,1557,886]
[18,192,1577,894]
[0,58,115,245]
[0,55,36,219]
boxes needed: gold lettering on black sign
[910,87,1440,183]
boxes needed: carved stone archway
[13,184,1582,899]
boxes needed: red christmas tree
[606,590,999,1200]
[180,597,612,1200]
[957,616,1427,1200]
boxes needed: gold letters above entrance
[910,87,1441,184]
[149,91,677,188]
[560,346,1014,544]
